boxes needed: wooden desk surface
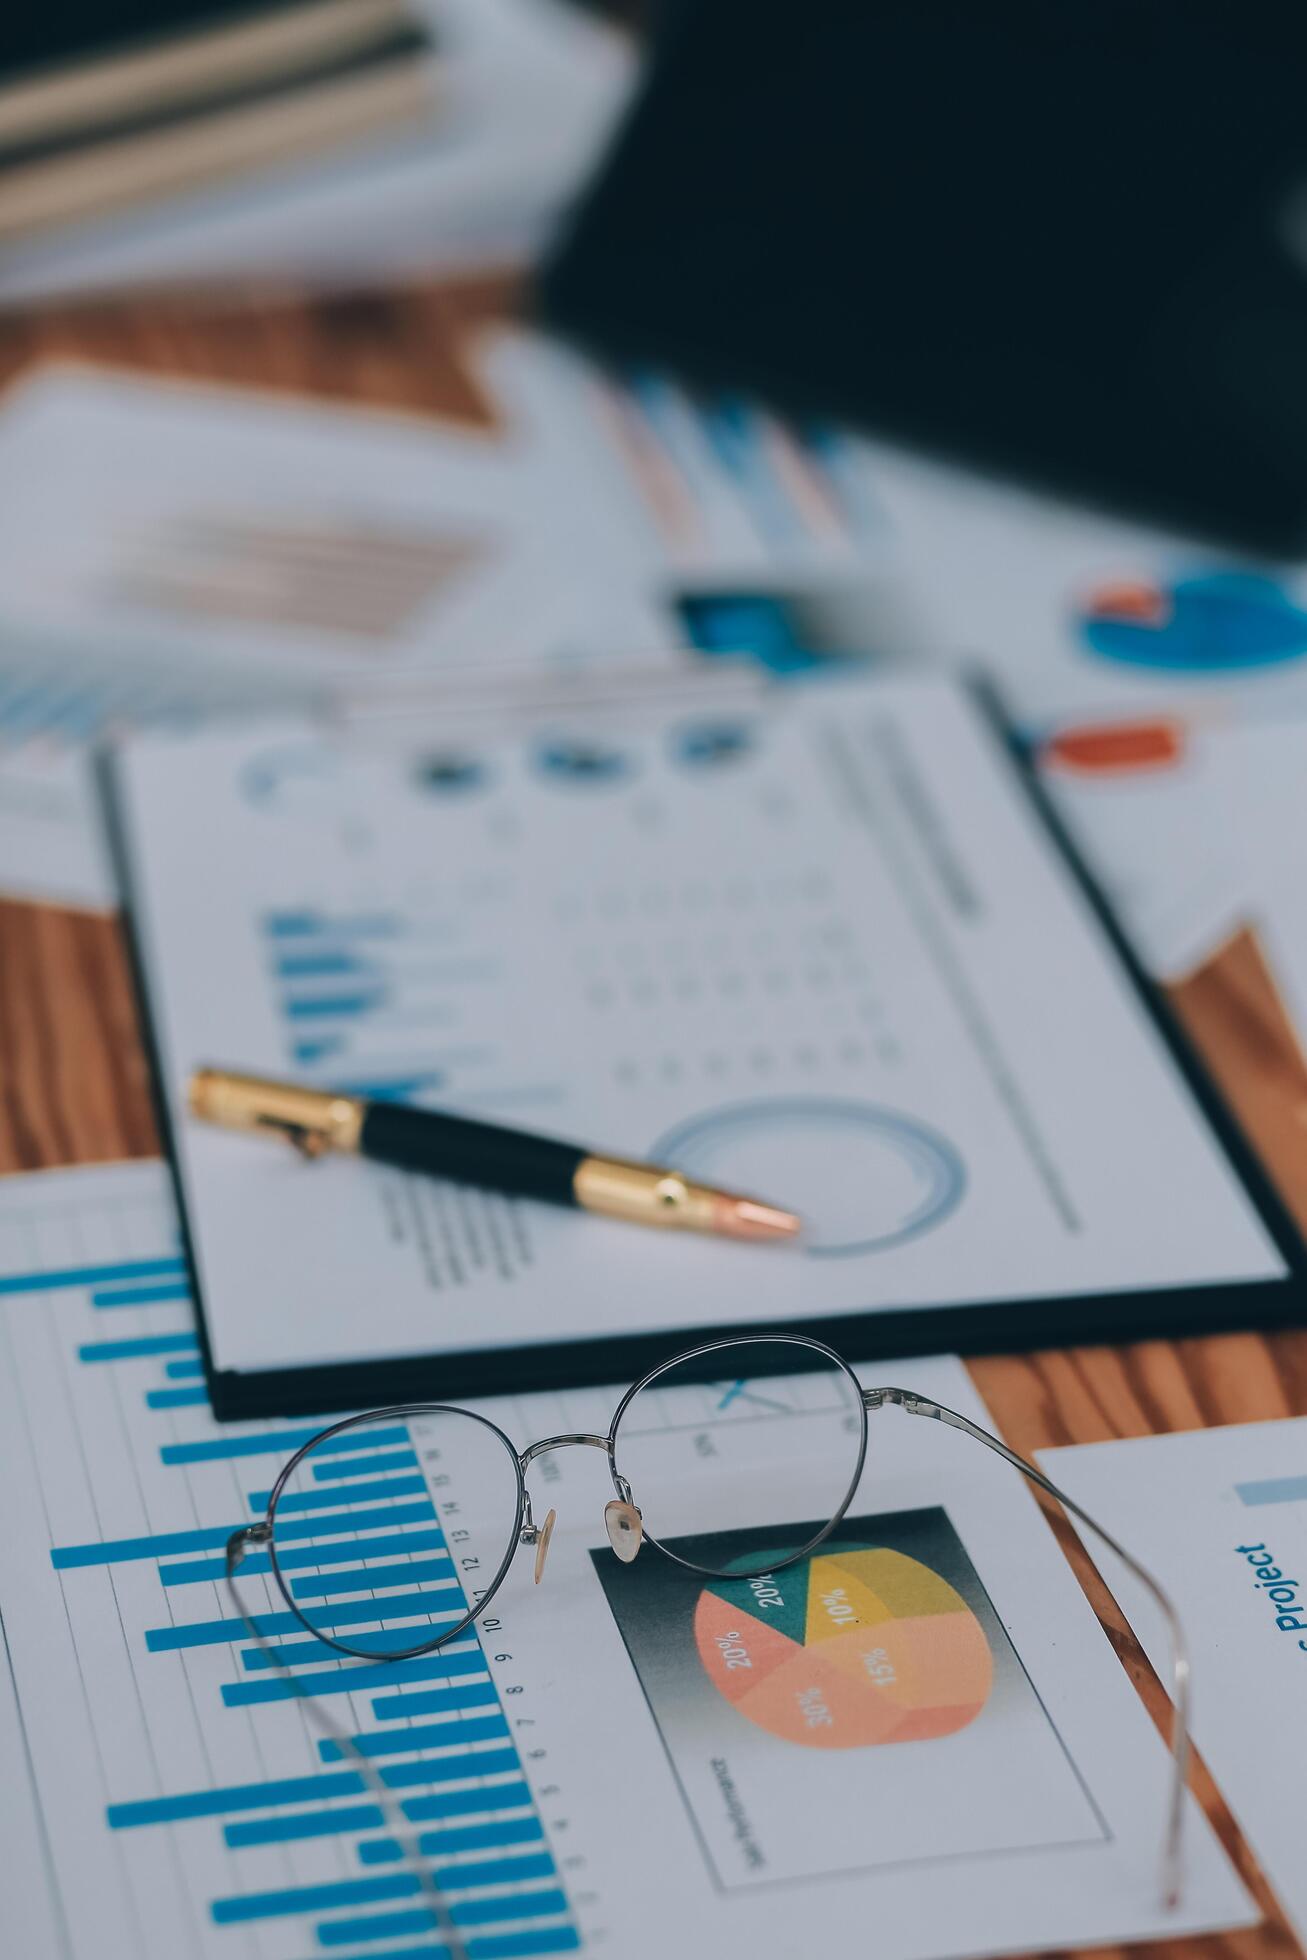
[1,278,1304,1960]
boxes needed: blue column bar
[165,1359,206,1379]
[53,1520,247,1567]
[273,1501,436,1541]
[1235,1474,1307,1506]
[276,952,373,978]
[376,1747,520,1792]
[291,1558,454,1599]
[285,992,387,1022]
[440,1854,555,1892]
[373,1684,499,1721]
[248,1475,427,1514]
[451,1890,568,1928]
[401,1782,533,1824]
[241,1624,463,1669]
[108,1770,363,1827]
[147,1589,463,1651]
[264,911,401,939]
[0,1257,186,1297]
[470,1932,579,1959]
[92,1282,192,1308]
[359,1815,543,1863]
[146,1387,209,1409]
[79,1333,198,1363]
[212,1873,416,1925]
[224,1802,385,1848]
[319,1715,508,1760]
[312,1449,419,1483]
[162,1529,446,1585]
[161,1424,408,1466]
[316,1906,431,1946]
[304,1947,435,1960]
[222,1652,486,1707]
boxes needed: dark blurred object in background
[543,0,1307,551]
[0,0,435,248]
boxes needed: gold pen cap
[189,1068,364,1156]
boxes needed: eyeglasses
[225,1333,1190,1947]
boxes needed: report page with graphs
[0,1164,1254,1960]
[109,670,1292,1406]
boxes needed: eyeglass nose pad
[532,1508,557,1585]
[604,1498,643,1563]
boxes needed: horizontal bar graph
[8,1185,580,1960]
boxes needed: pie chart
[695,1544,993,1749]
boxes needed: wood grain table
[1,277,1304,1960]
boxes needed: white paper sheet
[0,1159,1256,1959]
[111,672,1286,1384]
[0,361,672,911]
[1043,1418,1307,1946]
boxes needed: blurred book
[0,0,635,302]
[0,0,437,247]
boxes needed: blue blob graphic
[672,721,754,768]
[1081,571,1307,674]
[535,737,630,785]
[414,753,486,795]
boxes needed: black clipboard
[104,681,1307,1421]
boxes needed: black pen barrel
[359,1102,585,1205]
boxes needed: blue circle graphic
[1080,571,1307,674]
[653,1096,964,1257]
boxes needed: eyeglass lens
[263,1407,524,1661]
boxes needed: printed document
[0,1161,1255,1960]
[1044,1418,1307,1945]
[110,673,1288,1387]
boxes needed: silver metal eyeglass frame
[225,1332,1191,1914]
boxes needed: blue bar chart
[0,1160,580,1960]
[258,906,562,1117]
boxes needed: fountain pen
[188,1068,801,1242]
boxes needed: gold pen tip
[713,1196,803,1242]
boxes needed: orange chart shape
[694,1546,993,1749]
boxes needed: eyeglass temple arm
[865,1388,1190,1911]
